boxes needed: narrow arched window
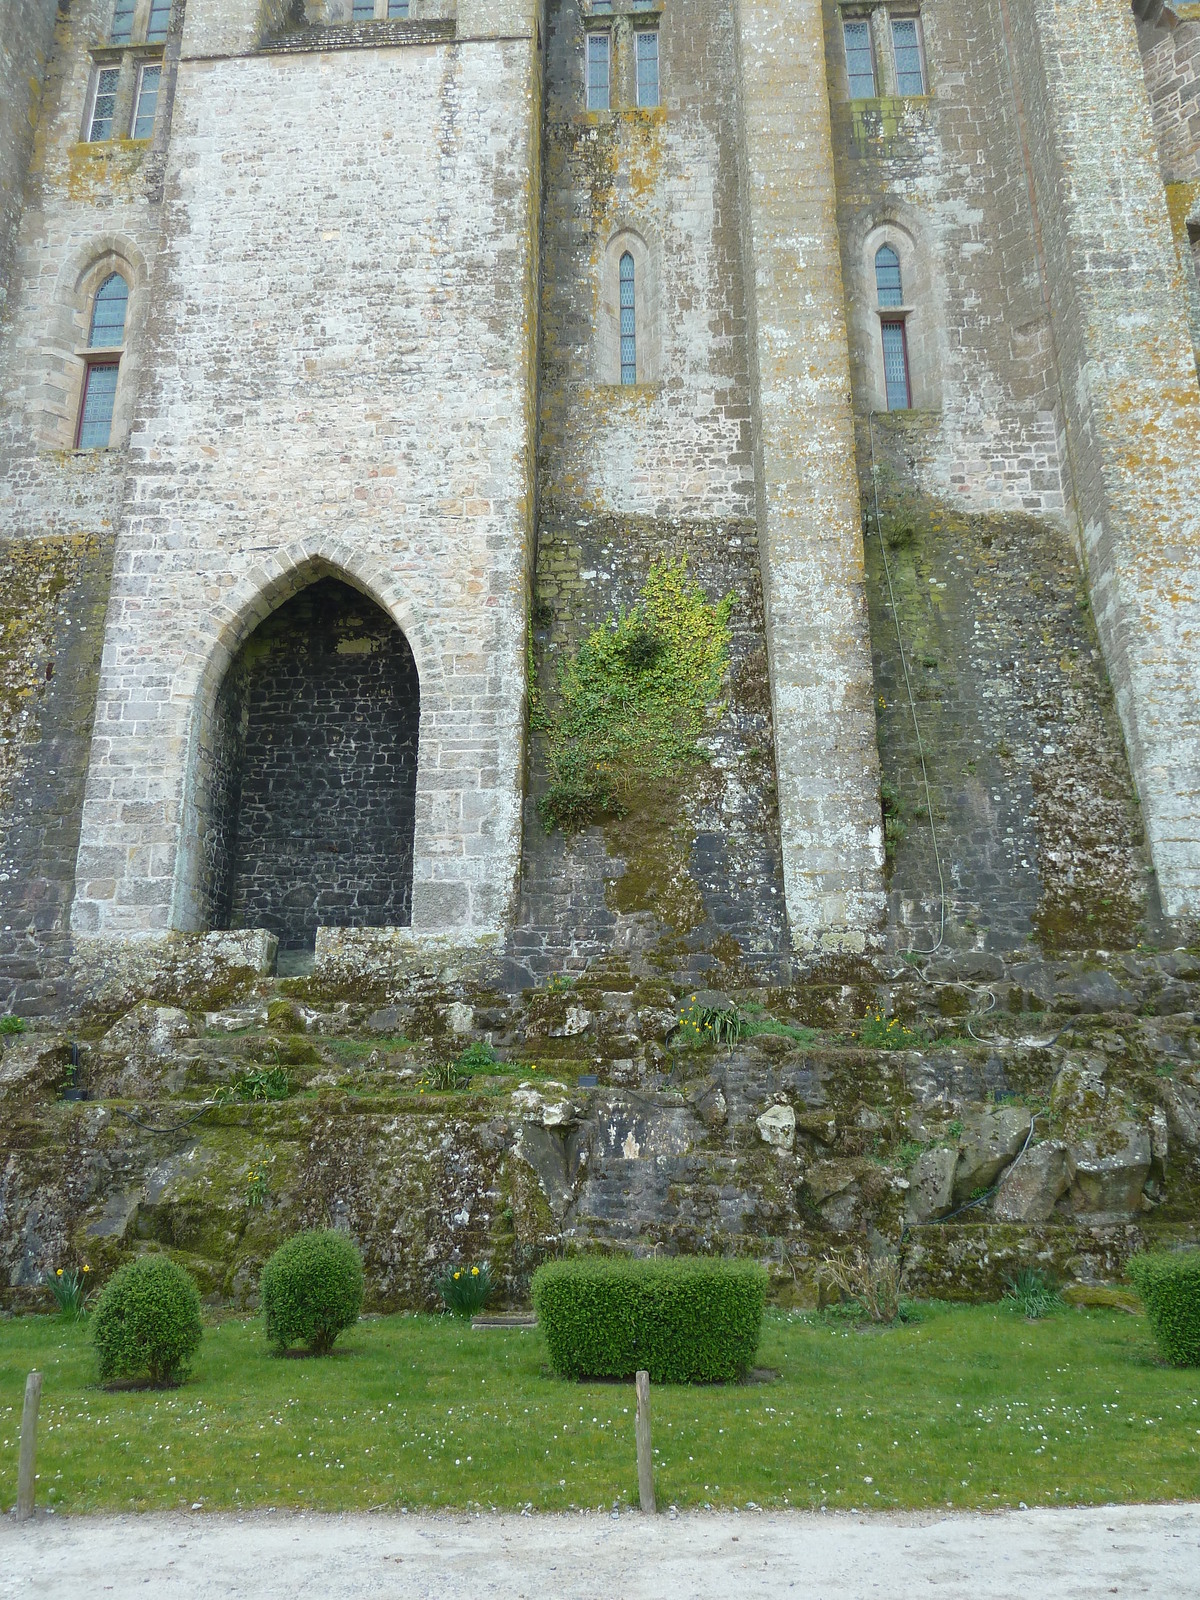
[875,245,903,307]
[874,245,911,410]
[619,252,636,385]
[78,273,129,449]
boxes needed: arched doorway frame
[170,537,436,933]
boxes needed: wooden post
[17,1370,42,1522]
[635,1369,655,1514]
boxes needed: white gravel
[2,1503,1198,1599]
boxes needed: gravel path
[2,1504,1197,1599]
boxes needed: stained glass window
[78,365,120,448]
[619,252,636,385]
[587,32,610,112]
[636,32,659,109]
[88,68,120,142]
[875,244,903,307]
[881,322,911,410]
[843,19,876,99]
[891,16,926,95]
[132,65,160,139]
[89,274,129,347]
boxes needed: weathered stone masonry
[0,0,1199,1000]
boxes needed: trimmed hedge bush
[91,1255,203,1387]
[260,1229,364,1355]
[1127,1250,1200,1366]
[532,1256,766,1383]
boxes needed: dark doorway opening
[197,578,419,951]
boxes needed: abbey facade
[0,0,1198,1006]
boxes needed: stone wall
[514,513,789,987]
[0,0,58,324]
[734,0,885,950]
[69,0,544,940]
[1002,0,1200,927]
[864,414,1154,954]
[1137,7,1200,361]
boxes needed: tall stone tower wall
[63,0,544,940]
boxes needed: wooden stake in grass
[635,1369,655,1514]
[17,1370,42,1522]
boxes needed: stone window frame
[582,3,665,116]
[585,24,613,112]
[105,0,170,46]
[322,0,432,17]
[837,4,931,101]
[76,273,130,448]
[854,220,941,413]
[596,227,662,386]
[81,42,167,144]
[34,239,149,454]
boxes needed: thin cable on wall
[868,410,946,957]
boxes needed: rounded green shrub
[260,1229,364,1355]
[532,1256,766,1383]
[91,1255,203,1387]
[1127,1249,1200,1366]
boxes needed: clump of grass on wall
[538,557,734,831]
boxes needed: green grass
[1,1306,1197,1515]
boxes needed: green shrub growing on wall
[538,557,734,831]
[531,1256,766,1383]
[260,1229,364,1356]
[91,1255,203,1387]
[1127,1250,1200,1366]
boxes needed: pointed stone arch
[172,540,437,937]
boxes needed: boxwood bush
[91,1255,203,1387]
[532,1256,766,1383]
[260,1229,364,1355]
[1127,1249,1200,1366]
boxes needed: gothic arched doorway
[196,577,420,951]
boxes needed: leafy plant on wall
[537,556,733,832]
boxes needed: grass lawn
[1,1305,1197,1515]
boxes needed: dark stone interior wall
[204,579,420,951]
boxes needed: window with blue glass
[635,31,660,109]
[843,18,876,98]
[874,244,903,307]
[619,252,636,385]
[145,0,170,40]
[87,67,121,142]
[874,246,910,409]
[78,274,129,450]
[109,0,136,42]
[132,64,160,138]
[587,31,611,111]
[891,15,926,94]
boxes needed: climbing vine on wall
[537,557,734,831]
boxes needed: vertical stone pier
[1005,0,1200,922]
[734,0,885,950]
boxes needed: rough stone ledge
[313,925,505,992]
[257,19,458,53]
[69,930,278,1018]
